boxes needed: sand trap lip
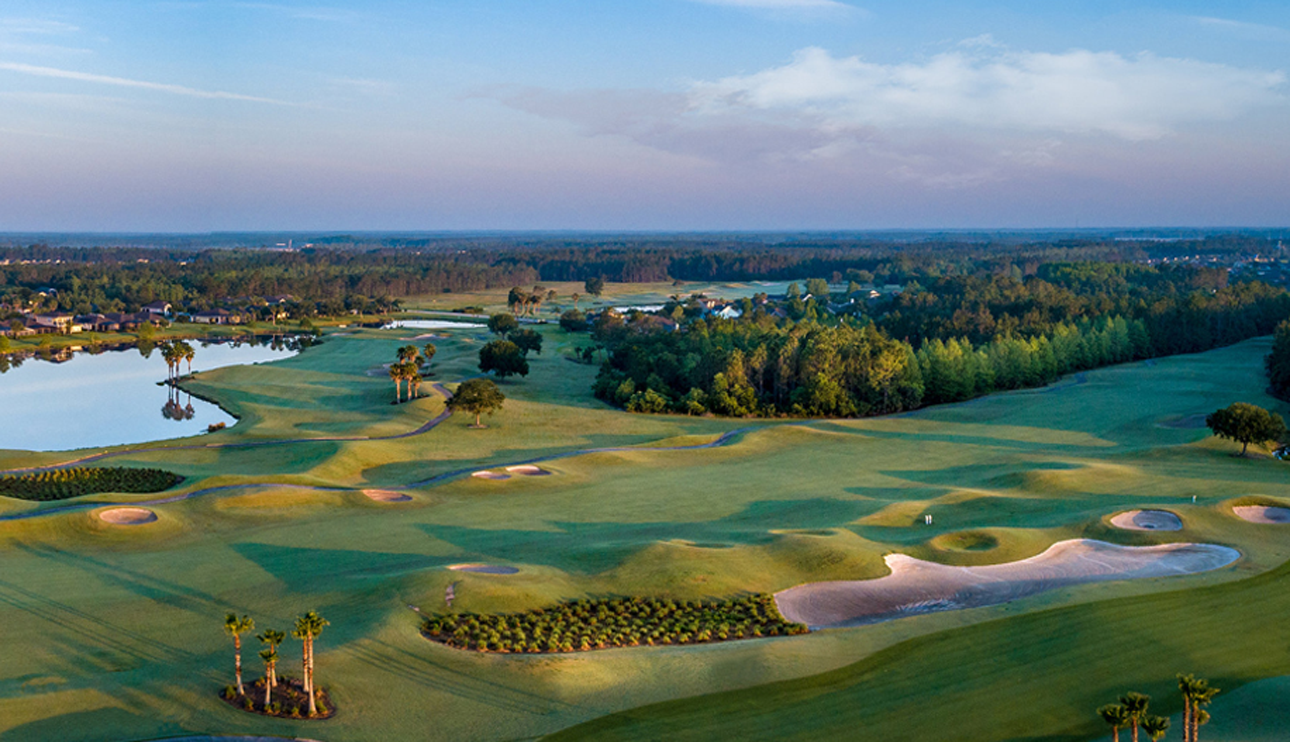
[1110,509,1182,531]
[505,465,551,476]
[98,507,158,525]
[1233,505,1290,524]
[774,539,1239,630]
[471,470,510,480]
[362,489,412,502]
[447,563,520,575]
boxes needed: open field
[1,312,1289,741]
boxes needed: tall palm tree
[388,363,404,402]
[422,343,436,368]
[1120,692,1150,742]
[257,629,285,689]
[180,340,195,375]
[258,646,277,707]
[1141,715,1170,742]
[1099,704,1132,742]
[293,611,329,716]
[571,292,581,310]
[397,345,420,365]
[1178,674,1199,742]
[1192,685,1219,741]
[223,613,255,696]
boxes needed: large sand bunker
[471,470,510,480]
[1110,509,1182,531]
[505,465,551,476]
[1233,506,1290,524]
[775,539,1239,629]
[447,563,520,575]
[98,507,158,525]
[363,489,412,502]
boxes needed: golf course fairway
[1,316,1288,742]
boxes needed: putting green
[1,324,1288,742]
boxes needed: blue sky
[0,1,1287,230]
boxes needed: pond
[385,319,486,330]
[0,339,302,452]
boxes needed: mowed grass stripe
[549,559,1289,741]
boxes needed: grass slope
[0,317,1288,742]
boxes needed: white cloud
[690,46,1286,140]
[1191,16,1290,41]
[0,62,289,104]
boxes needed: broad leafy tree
[487,313,519,336]
[511,328,543,355]
[584,276,605,296]
[560,309,588,332]
[1207,402,1286,456]
[479,340,529,378]
[447,378,506,427]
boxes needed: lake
[0,339,300,452]
[385,319,486,330]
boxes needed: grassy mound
[422,594,807,653]
[0,467,184,501]
[932,530,999,552]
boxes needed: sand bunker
[447,563,520,575]
[98,507,158,525]
[363,489,412,502]
[1110,509,1183,531]
[505,465,551,476]
[775,539,1239,629]
[1233,506,1290,524]
[471,470,511,480]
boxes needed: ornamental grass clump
[0,467,183,501]
[422,594,807,653]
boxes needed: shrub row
[422,594,807,653]
[0,467,184,501]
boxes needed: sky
[0,0,1288,231]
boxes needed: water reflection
[0,335,312,451]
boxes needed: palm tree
[1192,685,1219,741]
[571,292,581,310]
[422,343,436,368]
[180,340,195,375]
[388,362,404,402]
[408,367,423,399]
[1178,674,1199,742]
[258,646,278,707]
[257,628,285,690]
[397,345,420,365]
[293,610,329,716]
[1141,715,1170,742]
[1099,704,1132,742]
[223,613,255,696]
[1120,692,1151,742]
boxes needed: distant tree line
[591,267,1290,417]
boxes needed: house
[29,313,80,334]
[193,308,242,325]
[75,314,121,332]
[142,300,172,315]
[714,304,743,320]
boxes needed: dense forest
[0,233,1281,317]
[591,263,1290,417]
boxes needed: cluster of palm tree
[223,610,331,718]
[160,339,195,381]
[388,343,435,403]
[1097,676,1219,742]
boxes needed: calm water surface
[0,340,298,451]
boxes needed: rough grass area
[422,595,806,653]
[0,467,183,501]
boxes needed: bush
[0,467,184,502]
[422,594,806,653]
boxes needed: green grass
[0,325,1289,742]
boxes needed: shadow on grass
[416,498,882,574]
